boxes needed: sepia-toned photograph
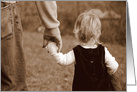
[1,1,126,91]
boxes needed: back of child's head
[73,10,101,44]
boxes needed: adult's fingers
[43,39,49,48]
[57,37,62,52]
[51,35,62,52]
[43,35,62,52]
[43,36,51,48]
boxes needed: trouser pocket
[1,5,13,42]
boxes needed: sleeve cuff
[44,27,60,37]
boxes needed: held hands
[43,35,62,53]
[46,42,58,56]
[43,27,62,53]
[42,28,62,54]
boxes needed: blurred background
[17,1,126,91]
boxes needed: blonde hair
[73,10,101,44]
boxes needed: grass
[23,31,126,91]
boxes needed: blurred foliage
[17,1,126,46]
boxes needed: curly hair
[73,10,101,44]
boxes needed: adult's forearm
[35,1,60,36]
[35,1,62,48]
[35,1,60,29]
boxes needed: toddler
[46,10,119,91]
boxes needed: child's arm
[47,42,75,65]
[105,47,119,75]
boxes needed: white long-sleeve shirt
[47,43,119,75]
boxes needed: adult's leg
[1,3,28,91]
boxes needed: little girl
[46,10,119,91]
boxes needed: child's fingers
[45,46,49,53]
[46,42,58,55]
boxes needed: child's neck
[80,40,97,48]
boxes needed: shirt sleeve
[35,1,60,29]
[35,1,61,46]
[52,50,75,65]
[105,47,119,75]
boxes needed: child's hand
[46,42,58,56]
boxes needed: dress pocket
[1,5,13,41]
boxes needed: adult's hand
[43,29,62,52]
[43,35,62,52]
[35,1,62,52]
